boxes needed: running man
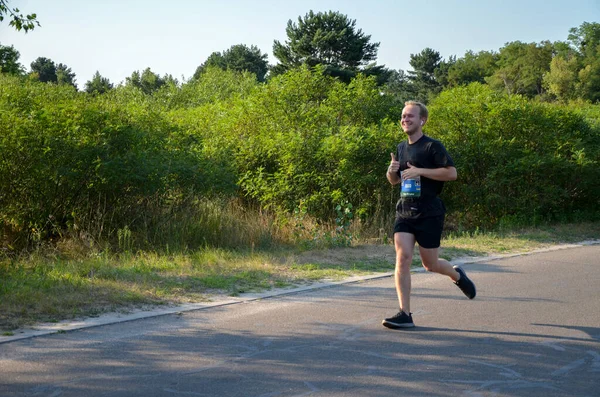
[383,100,476,329]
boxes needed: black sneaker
[382,311,415,329]
[454,266,476,299]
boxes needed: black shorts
[393,215,445,249]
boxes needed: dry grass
[1,201,599,332]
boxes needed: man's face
[401,105,423,135]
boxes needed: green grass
[1,221,598,331]
[441,221,600,259]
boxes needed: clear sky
[1,0,599,88]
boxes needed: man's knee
[419,247,440,272]
[395,253,412,274]
[421,259,437,272]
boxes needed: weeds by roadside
[1,221,599,331]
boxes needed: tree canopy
[30,57,58,83]
[56,63,76,87]
[194,44,269,82]
[125,68,174,94]
[0,43,24,75]
[85,71,114,95]
[568,22,600,61]
[272,10,387,83]
[406,47,445,102]
[485,41,553,97]
[567,22,600,102]
[447,50,498,87]
[1,14,598,104]
[28,57,77,87]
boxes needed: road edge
[1,239,598,344]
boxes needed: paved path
[1,245,599,396]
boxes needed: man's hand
[401,162,420,180]
[388,153,399,174]
[404,163,458,182]
[387,153,401,185]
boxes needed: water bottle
[400,172,421,199]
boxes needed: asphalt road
[1,245,599,397]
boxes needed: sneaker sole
[382,320,415,329]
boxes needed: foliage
[125,68,173,95]
[161,66,259,109]
[85,71,114,95]
[27,57,77,87]
[428,83,600,227]
[0,0,39,32]
[543,54,579,102]
[486,41,553,97]
[272,10,387,83]
[0,74,211,250]
[234,66,399,221]
[0,43,24,75]
[447,50,498,87]
[576,53,600,103]
[194,44,269,82]
[381,69,413,103]
[30,57,57,83]
[406,47,449,102]
[56,63,77,87]
[568,22,600,61]
[2,37,600,253]
[332,200,354,246]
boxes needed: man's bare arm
[387,153,401,185]
[402,163,457,182]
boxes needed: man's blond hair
[404,100,429,119]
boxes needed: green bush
[0,75,209,249]
[428,83,600,228]
[232,66,400,220]
[1,71,599,252]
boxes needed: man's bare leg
[419,245,477,299]
[419,246,460,281]
[394,232,416,313]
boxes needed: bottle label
[401,174,421,198]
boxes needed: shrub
[428,83,600,228]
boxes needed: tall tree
[568,22,600,61]
[407,47,443,102]
[433,55,456,89]
[194,52,226,79]
[0,43,24,75]
[567,22,600,102]
[543,54,579,102]
[126,67,166,94]
[447,50,498,87]
[0,0,39,32]
[30,57,57,83]
[486,41,553,97]
[56,63,77,87]
[85,71,113,95]
[381,69,414,102]
[272,10,387,83]
[577,58,600,103]
[162,73,179,86]
[552,40,578,60]
[194,44,268,82]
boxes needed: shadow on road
[3,278,599,397]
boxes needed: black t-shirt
[394,135,455,219]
